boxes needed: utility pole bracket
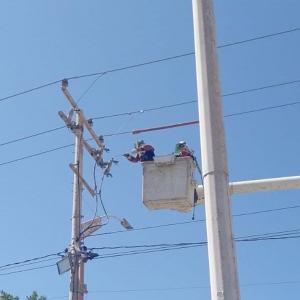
[69,164,96,197]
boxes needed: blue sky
[0,1,300,299]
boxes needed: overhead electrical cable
[0,252,63,269]
[0,26,299,104]
[222,79,300,98]
[1,226,300,277]
[0,263,56,276]
[0,257,59,272]
[89,228,300,252]
[89,242,203,251]
[1,97,300,167]
[0,126,66,147]
[0,80,62,104]
[93,244,204,259]
[76,72,107,105]
[88,231,300,261]
[81,230,300,261]
[1,90,300,150]
[0,204,296,272]
[92,99,196,120]
[0,100,196,147]
[224,100,300,117]
[47,279,300,299]
[91,219,201,237]
[89,204,300,237]
[233,204,300,217]
[0,143,74,167]
[0,52,193,104]
[218,26,300,48]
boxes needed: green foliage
[0,291,46,300]
[0,291,19,300]
[26,291,46,300]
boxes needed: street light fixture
[56,254,73,275]
[102,215,133,230]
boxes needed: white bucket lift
[142,155,197,212]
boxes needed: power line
[233,204,300,217]
[222,79,300,98]
[0,26,299,104]
[218,27,300,48]
[2,232,296,276]
[47,280,300,299]
[91,99,196,120]
[91,220,201,237]
[0,252,62,270]
[0,80,62,104]
[66,231,300,263]
[0,52,193,104]
[2,83,300,151]
[1,226,300,277]
[89,204,300,237]
[91,228,300,251]
[243,280,300,287]
[94,245,206,259]
[76,72,107,105]
[0,100,196,148]
[1,96,300,166]
[0,257,58,272]
[0,205,297,275]
[0,263,56,276]
[2,214,298,270]
[235,228,300,241]
[0,143,74,167]
[87,229,300,260]
[0,126,66,147]
[89,242,204,251]
[47,280,300,300]
[224,100,300,118]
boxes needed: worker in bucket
[123,140,155,162]
[174,141,194,158]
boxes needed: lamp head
[120,218,133,230]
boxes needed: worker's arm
[123,153,140,163]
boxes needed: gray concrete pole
[69,111,84,300]
[196,175,300,201]
[192,1,240,299]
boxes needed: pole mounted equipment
[58,79,117,300]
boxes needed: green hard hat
[177,141,186,148]
[135,140,145,147]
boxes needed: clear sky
[1,0,300,299]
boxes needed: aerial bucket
[142,155,197,212]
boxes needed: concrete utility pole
[69,111,85,300]
[59,80,108,300]
[195,175,300,201]
[192,1,240,299]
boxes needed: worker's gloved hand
[123,153,130,157]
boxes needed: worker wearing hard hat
[174,141,194,158]
[123,140,155,162]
